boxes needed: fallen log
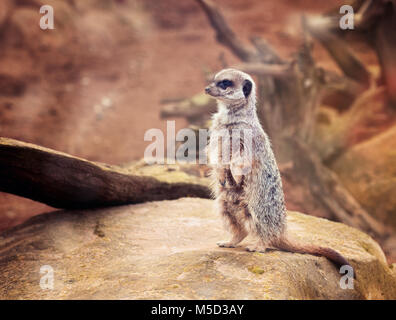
[0,137,211,209]
[160,93,216,123]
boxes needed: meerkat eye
[216,79,233,90]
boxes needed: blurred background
[0,0,395,262]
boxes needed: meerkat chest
[209,124,256,194]
[208,128,232,168]
[208,124,252,167]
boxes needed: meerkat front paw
[217,241,236,248]
[216,168,227,187]
[230,159,250,186]
[231,171,244,185]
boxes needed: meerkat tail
[272,236,351,269]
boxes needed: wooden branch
[322,70,366,96]
[0,0,13,37]
[14,0,42,8]
[325,0,386,31]
[160,93,216,123]
[313,0,395,107]
[0,138,211,209]
[374,2,396,108]
[306,19,371,86]
[280,137,389,240]
[249,36,284,64]
[321,69,367,110]
[235,62,294,78]
[195,0,258,62]
[354,0,373,24]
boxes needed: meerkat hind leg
[245,239,268,253]
[217,216,248,248]
[217,229,247,248]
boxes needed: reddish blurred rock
[331,125,396,232]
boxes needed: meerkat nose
[205,86,211,93]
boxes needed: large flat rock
[0,198,395,299]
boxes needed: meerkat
[205,68,350,269]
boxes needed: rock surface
[0,198,395,299]
[331,125,396,231]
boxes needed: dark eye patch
[216,79,233,90]
[242,79,252,97]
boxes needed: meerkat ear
[242,79,252,97]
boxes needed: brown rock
[0,198,395,299]
[331,125,396,231]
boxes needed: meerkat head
[205,68,255,104]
